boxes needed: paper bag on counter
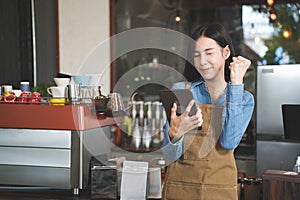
[120,160,148,200]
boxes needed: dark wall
[0,0,57,89]
[0,0,33,87]
[35,0,57,86]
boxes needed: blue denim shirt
[162,80,255,162]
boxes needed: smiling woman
[162,24,254,200]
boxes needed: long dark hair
[183,23,235,82]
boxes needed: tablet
[159,89,198,124]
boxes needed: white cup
[47,86,67,98]
[54,78,70,87]
[2,85,13,96]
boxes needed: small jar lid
[158,158,165,165]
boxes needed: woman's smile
[200,67,212,73]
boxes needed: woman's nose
[200,54,207,66]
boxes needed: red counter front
[0,103,121,193]
[0,103,122,130]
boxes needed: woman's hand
[168,100,203,143]
[229,56,251,84]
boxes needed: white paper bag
[120,160,148,200]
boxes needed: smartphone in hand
[159,89,198,123]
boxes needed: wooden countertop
[0,103,123,130]
[263,170,300,200]
[263,170,300,183]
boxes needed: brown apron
[162,104,238,200]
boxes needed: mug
[67,84,81,102]
[20,82,30,92]
[54,78,70,87]
[2,85,13,96]
[47,86,67,98]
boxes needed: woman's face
[193,36,230,82]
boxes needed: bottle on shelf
[122,115,132,147]
[110,125,117,145]
[151,118,161,149]
[115,125,122,146]
[158,157,166,185]
[132,118,141,150]
[143,118,152,150]
[137,101,144,126]
[131,101,137,127]
[159,118,165,143]
[145,101,152,125]
[293,156,300,172]
[153,101,161,130]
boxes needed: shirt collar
[190,79,231,88]
[190,79,205,88]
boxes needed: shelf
[0,103,123,130]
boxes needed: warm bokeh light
[267,0,274,6]
[283,30,291,38]
[175,15,181,22]
[270,10,277,22]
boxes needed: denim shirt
[162,80,255,162]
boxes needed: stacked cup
[47,78,70,105]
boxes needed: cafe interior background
[0,0,300,198]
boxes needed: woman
[162,24,254,200]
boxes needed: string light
[269,8,277,22]
[175,10,181,23]
[283,30,291,38]
[277,22,283,29]
[266,0,277,23]
[267,0,274,7]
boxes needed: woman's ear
[223,45,231,59]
